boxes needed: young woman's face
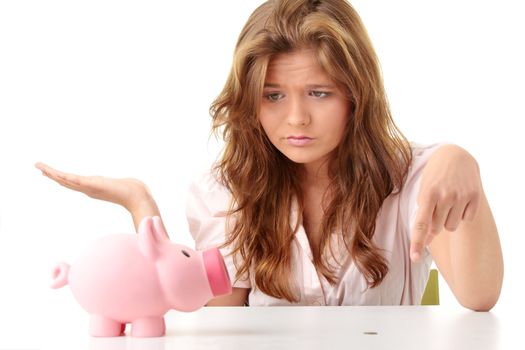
[258,49,349,172]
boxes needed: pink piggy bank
[51,216,232,337]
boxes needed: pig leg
[89,315,125,337]
[130,317,166,337]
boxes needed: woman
[36,0,503,310]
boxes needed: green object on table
[421,269,440,305]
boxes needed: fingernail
[411,251,421,262]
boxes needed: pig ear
[152,216,170,240]
[138,216,161,260]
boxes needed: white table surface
[37,305,519,350]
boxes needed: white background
[0,0,523,348]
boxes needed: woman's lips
[286,136,314,146]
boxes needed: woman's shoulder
[406,141,449,177]
[409,141,445,158]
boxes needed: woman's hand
[410,145,482,262]
[34,162,167,235]
[35,162,150,212]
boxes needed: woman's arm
[206,287,249,306]
[428,190,503,311]
[128,194,163,232]
[35,162,166,234]
[36,162,249,307]
[410,145,504,311]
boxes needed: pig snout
[202,248,232,297]
[50,262,70,289]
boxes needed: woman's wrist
[120,180,151,211]
[129,195,161,231]
[128,190,159,216]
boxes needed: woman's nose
[286,96,310,127]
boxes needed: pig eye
[181,250,190,258]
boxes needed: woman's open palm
[35,162,149,210]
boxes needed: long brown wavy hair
[210,0,412,302]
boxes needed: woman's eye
[310,91,329,98]
[265,93,284,102]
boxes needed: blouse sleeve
[185,171,251,289]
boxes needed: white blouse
[186,143,443,306]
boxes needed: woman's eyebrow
[263,83,337,89]
[306,84,336,89]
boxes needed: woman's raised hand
[34,162,151,214]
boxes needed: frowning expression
[258,49,350,171]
